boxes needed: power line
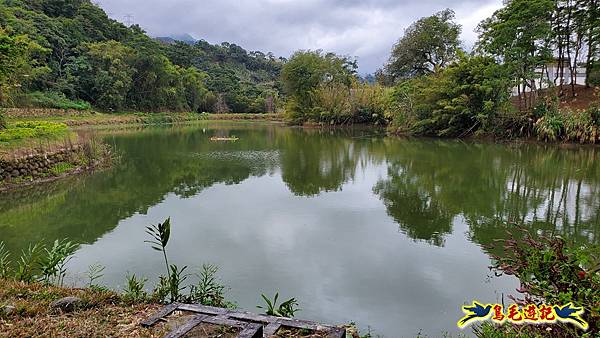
[124,14,134,26]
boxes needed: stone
[50,296,83,313]
[3,305,16,316]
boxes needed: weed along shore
[0,219,356,338]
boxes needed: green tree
[477,0,554,110]
[71,40,135,110]
[0,27,48,105]
[281,50,356,123]
[386,9,461,81]
[393,55,512,137]
[178,66,209,112]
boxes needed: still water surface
[1,122,599,337]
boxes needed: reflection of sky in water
[67,161,517,337]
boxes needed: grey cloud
[98,0,503,73]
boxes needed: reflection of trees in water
[279,128,387,197]
[0,126,281,253]
[373,163,452,246]
[1,126,598,254]
[373,140,600,248]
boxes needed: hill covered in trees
[0,0,284,113]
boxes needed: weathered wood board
[142,303,346,338]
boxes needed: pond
[1,122,599,337]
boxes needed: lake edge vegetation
[0,218,370,338]
[0,218,598,337]
[1,0,599,144]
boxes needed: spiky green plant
[39,239,78,286]
[14,242,43,283]
[189,264,228,307]
[0,242,10,278]
[153,264,188,303]
[86,263,105,288]
[123,273,148,303]
[257,292,300,318]
[145,218,171,274]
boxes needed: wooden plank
[163,314,208,338]
[263,323,281,336]
[141,302,181,327]
[177,303,228,315]
[237,323,263,338]
[202,316,248,328]
[227,311,276,324]
[326,327,346,338]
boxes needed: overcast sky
[98,0,503,74]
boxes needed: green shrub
[489,228,600,335]
[20,91,91,110]
[312,82,389,125]
[387,55,512,137]
[563,109,599,143]
[49,162,76,175]
[188,264,231,308]
[123,274,148,303]
[588,64,600,87]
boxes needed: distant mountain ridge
[155,33,197,45]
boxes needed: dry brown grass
[0,279,165,337]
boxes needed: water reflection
[1,125,599,254]
[1,123,599,336]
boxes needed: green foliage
[0,121,68,142]
[153,264,188,304]
[49,162,76,175]
[257,292,300,318]
[477,0,554,110]
[0,242,10,278]
[123,273,148,303]
[533,100,600,143]
[386,9,461,81]
[14,242,43,283]
[72,40,136,110]
[39,239,78,286]
[390,55,512,137]
[0,1,276,113]
[281,50,357,123]
[188,264,230,308]
[589,64,600,87]
[145,217,171,273]
[490,229,600,335]
[19,91,91,110]
[0,27,49,105]
[86,263,105,288]
[310,82,390,125]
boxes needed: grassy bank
[4,110,283,127]
[0,278,164,337]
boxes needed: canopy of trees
[0,0,283,113]
[386,9,461,81]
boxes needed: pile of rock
[0,147,81,181]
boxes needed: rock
[2,305,16,316]
[50,296,83,313]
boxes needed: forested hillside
[0,0,283,113]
